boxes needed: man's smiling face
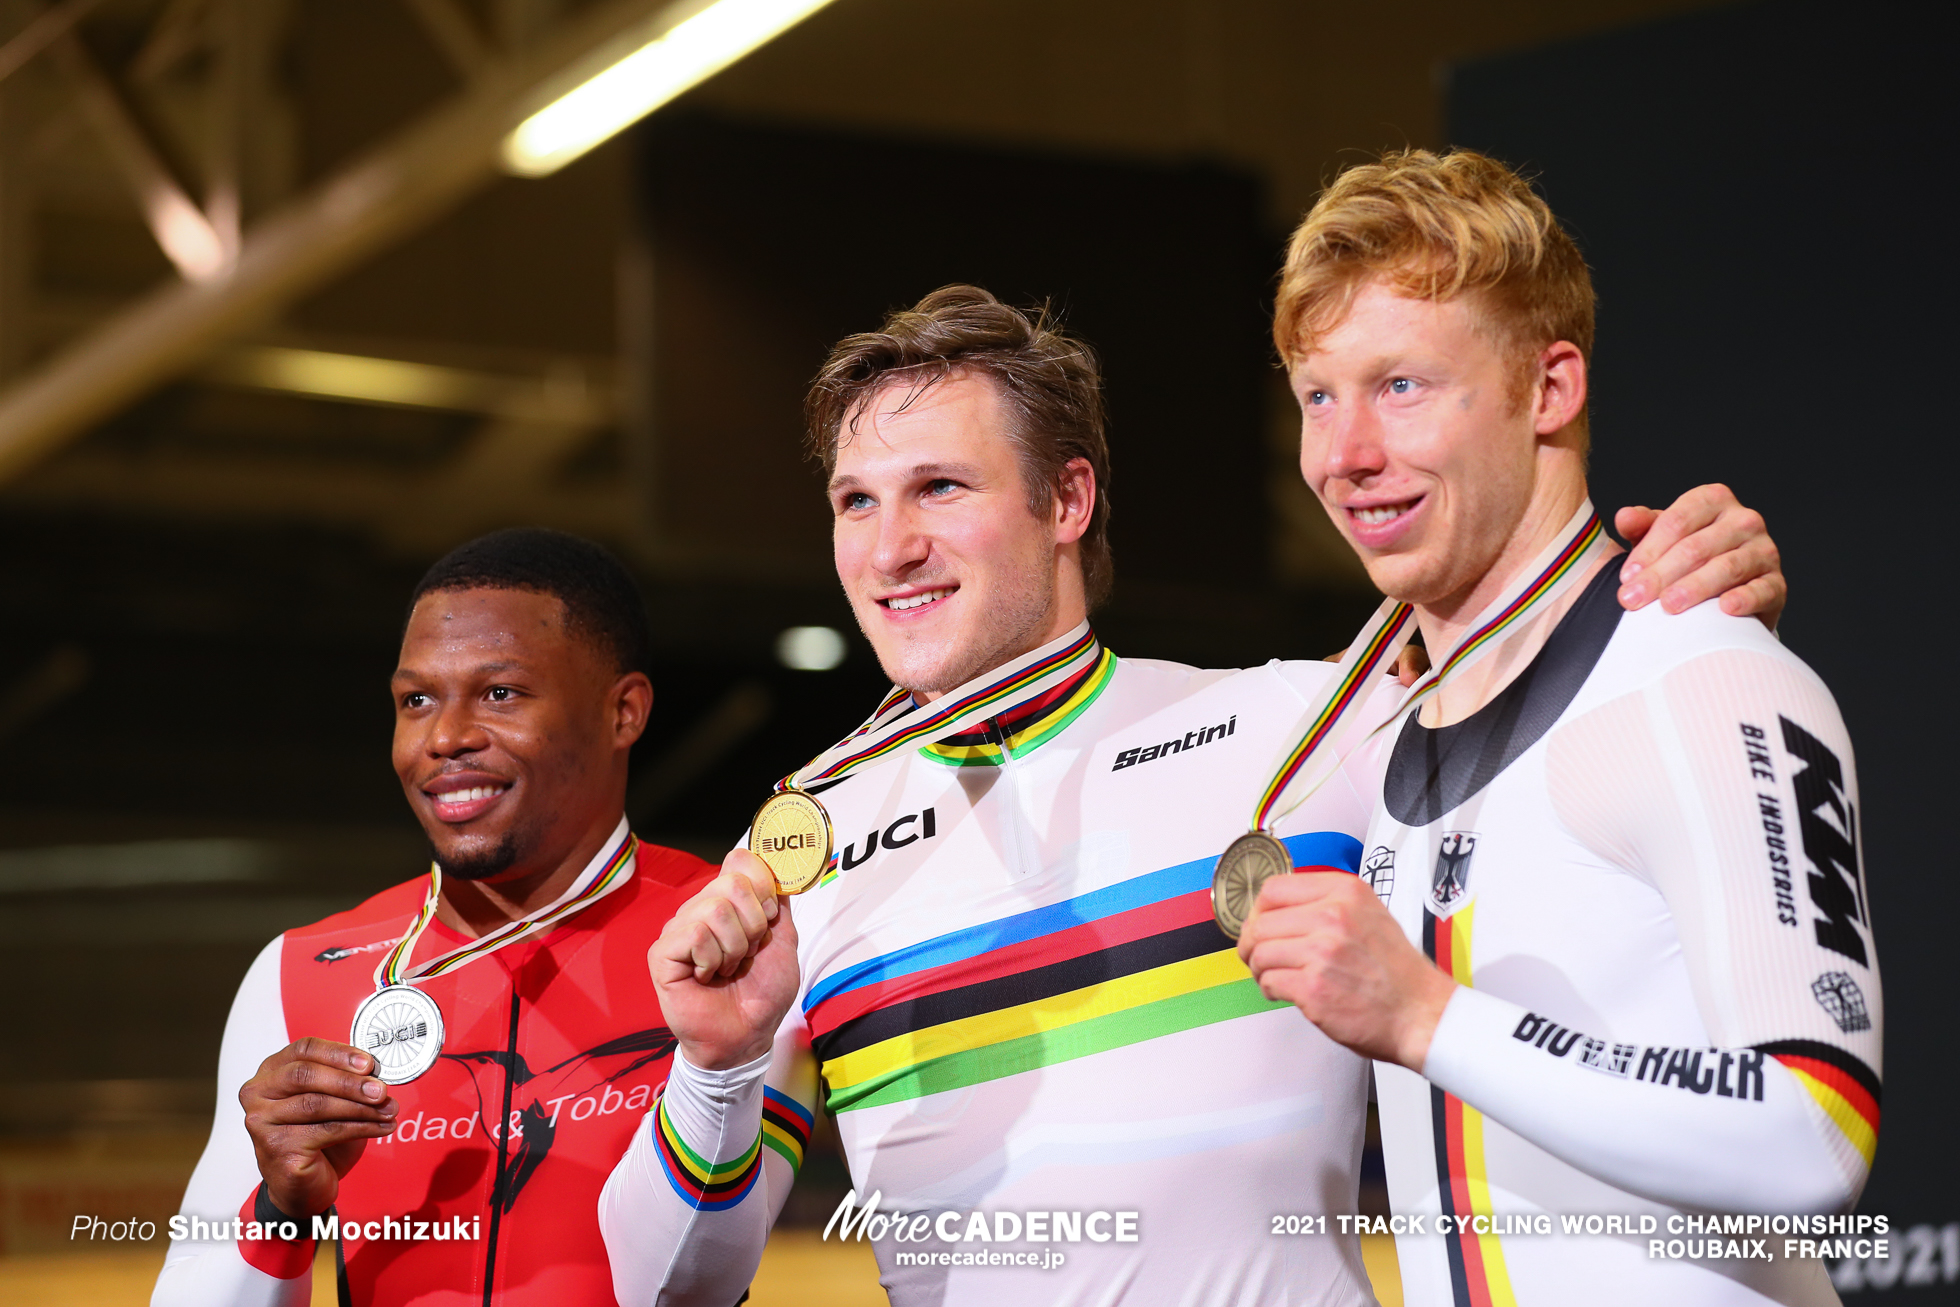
[828,371,1074,699]
[1292,279,1543,617]
[390,587,619,881]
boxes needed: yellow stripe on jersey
[820,949,1253,1094]
[1459,1100,1521,1307]
[1785,1063,1878,1166]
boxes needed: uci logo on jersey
[837,807,939,872]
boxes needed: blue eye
[1389,378,1413,394]
[1307,390,1330,406]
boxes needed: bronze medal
[749,789,833,895]
[1211,830,1293,941]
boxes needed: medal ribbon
[1250,599,1418,830]
[777,622,1102,792]
[374,827,638,989]
[1252,501,1612,832]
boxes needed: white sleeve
[1421,646,1880,1214]
[152,936,310,1307]
[600,1010,818,1307]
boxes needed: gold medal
[749,789,832,895]
[751,625,1102,894]
[1211,830,1293,941]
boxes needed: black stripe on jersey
[806,773,858,797]
[1431,1083,1475,1307]
[810,921,1227,1064]
[1422,909,1439,963]
[1385,563,1623,825]
[1754,1038,1883,1103]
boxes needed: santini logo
[1111,717,1236,772]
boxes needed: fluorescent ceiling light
[207,347,500,411]
[502,0,838,178]
[149,191,229,282]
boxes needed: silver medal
[349,984,445,1084]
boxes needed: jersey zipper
[481,983,521,1305]
[985,716,1012,761]
[985,716,1043,879]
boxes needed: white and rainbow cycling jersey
[603,646,1401,1307]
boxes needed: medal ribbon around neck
[1215,502,1610,938]
[1259,499,1609,835]
[778,622,1102,793]
[748,624,1101,895]
[374,830,638,990]
[1382,500,1609,731]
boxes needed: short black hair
[408,529,652,678]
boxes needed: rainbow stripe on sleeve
[1759,1039,1881,1168]
[760,1087,815,1173]
[803,832,1360,1113]
[650,1093,763,1210]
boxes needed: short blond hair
[1274,150,1594,430]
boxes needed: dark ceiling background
[1453,0,1952,1269]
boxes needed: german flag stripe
[1759,1040,1881,1167]
[650,1094,762,1211]
[1755,1039,1881,1107]
[1431,1081,1475,1307]
[760,1087,814,1173]
[1423,907,1515,1307]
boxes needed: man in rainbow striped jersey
[600,284,1787,1306]
[1236,150,1877,1306]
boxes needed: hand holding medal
[1214,503,1611,939]
[350,832,639,1084]
[1212,600,1418,940]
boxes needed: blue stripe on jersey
[801,830,1360,1014]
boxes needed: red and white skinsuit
[155,823,712,1307]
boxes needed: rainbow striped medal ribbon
[749,623,1102,895]
[1210,600,1417,940]
[348,831,639,1084]
[1211,501,1611,940]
